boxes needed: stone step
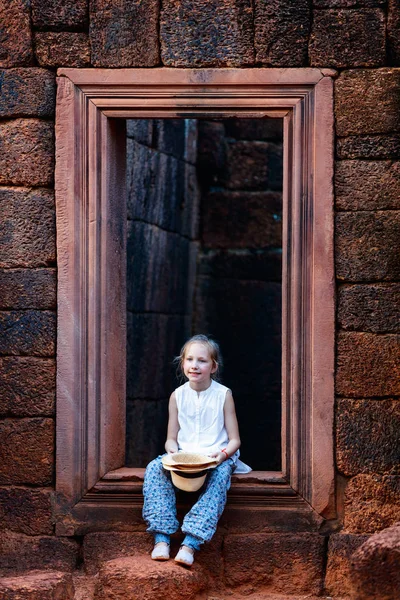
[0,571,74,599]
[94,555,208,600]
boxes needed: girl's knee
[144,456,164,479]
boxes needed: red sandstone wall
[0,0,399,595]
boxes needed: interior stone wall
[0,0,399,593]
[125,119,199,466]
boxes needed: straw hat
[162,453,218,492]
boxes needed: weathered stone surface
[197,121,227,188]
[126,313,190,399]
[338,283,400,333]
[0,531,79,575]
[153,119,189,161]
[350,523,400,600]
[337,134,400,159]
[0,487,53,535]
[202,191,282,249]
[336,332,400,397]
[344,475,400,533]
[0,357,55,417]
[0,418,54,485]
[96,556,206,600]
[310,9,385,68]
[314,0,385,5]
[325,533,370,597]
[198,248,282,282]
[126,221,196,314]
[126,399,169,467]
[254,0,310,66]
[0,571,74,600]
[0,269,56,310]
[161,0,254,67]
[336,399,400,476]
[0,120,54,186]
[335,160,400,211]
[83,532,152,574]
[32,0,88,30]
[225,117,284,141]
[0,0,33,68]
[0,310,56,357]
[224,534,324,594]
[388,0,400,65]
[126,119,153,146]
[0,187,55,268]
[335,69,400,137]
[336,211,400,282]
[0,69,55,118]
[34,32,90,67]
[90,0,159,67]
[127,140,200,239]
[225,141,283,191]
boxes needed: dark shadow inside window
[125,118,283,471]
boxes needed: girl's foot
[174,545,194,567]
[151,541,170,561]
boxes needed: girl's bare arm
[210,390,241,463]
[165,391,179,454]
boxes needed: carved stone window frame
[55,68,335,536]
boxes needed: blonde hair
[174,334,223,382]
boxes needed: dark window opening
[125,118,283,471]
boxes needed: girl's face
[183,342,217,388]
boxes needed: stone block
[344,474,400,533]
[254,0,310,67]
[225,141,283,191]
[223,533,324,594]
[336,398,400,476]
[32,0,88,30]
[0,269,56,310]
[337,134,400,159]
[0,187,56,268]
[224,117,284,141]
[325,533,370,597]
[336,332,400,397]
[95,556,206,600]
[127,140,199,239]
[388,0,400,65]
[0,531,79,575]
[0,310,56,357]
[0,0,33,68]
[153,119,187,161]
[126,222,196,314]
[126,313,190,399]
[0,68,55,118]
[34,33,90,67]
[335,69,400,137]
[350,523,400,600]
[126,119,154,145]
[83,532,152,574]
[335,211,400,282]
[0,487,53,535]
[0,418,54,485]
[0,571,74,600]
[202,190,282,249]
[161,0,254,67]
[197,248,282,282]
[0,120,54,186]
[309,9,385,68]
[125,399,169,468]
[314,0,385,5]
[335,160,400,210]
[197,121,227,188]
[90,0,159,67]
[338,283,400,333]
[0,357,55,417]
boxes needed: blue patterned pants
[142,455,235,544]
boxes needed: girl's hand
[209,451,227,465]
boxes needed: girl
[142,334,251,567]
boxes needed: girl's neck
[188,379,213,393]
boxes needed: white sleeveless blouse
[175,379,251,474]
